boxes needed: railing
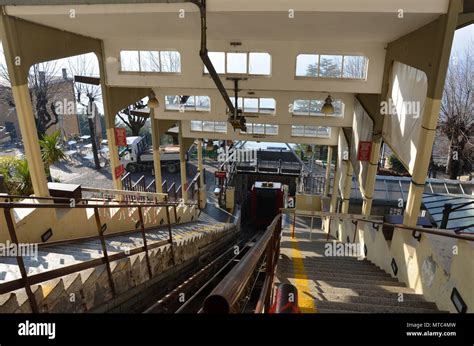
[82,186,166,204]
[0,191,199,313]
[185,172,202,206]
[121,172,132,191]
[280,208,474,242]
[202,214,282,313]
[298,175,326,195]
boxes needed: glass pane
[244,123,253,134]
[252,123,265,134]
[343,55,366,79]
[160,51,181,72]
[296,54,318,77]
[231,97,243,110]
[120,51,140,72]
[139,51,160,72]
[183,96,195,110]
[205,52,225,74]
[202,121,214,132]
[293,100,310,115]
[249,52,271,75]
[215,122,227,133]
[304,126,318,137]
[243,98,258,113]
[316,127,331,137]
[291,125,305,136]
[165,95,180,110]
[259,98,276,114]
[195,96,210,111]
[266,124,278,135]
[227,52,247,73]
[319,55,342,78]
[190,120,202,131]
[309,100,323,115]
[333,100,344,116]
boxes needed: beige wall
[0,200,199,244]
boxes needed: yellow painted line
[290,237,317,313]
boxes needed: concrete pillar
[178,124,187,196]
[150,110,163,193]
[329,158,342,213]
[324,146,333,196]
[403,99,440,227]
[0,13,49,197]
[341,163,354,214]
[197,139,204,187]
[361,137,382,216]
[11,85,50,197]
[101,86,123,191]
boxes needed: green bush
[0,156,33,196]
[388,154,408,175]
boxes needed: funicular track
[143,232,260,313]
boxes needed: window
[120,50,181,73]
[291,125,331,138]
[292,99,344,116]
[295,53,367,79]
[242,123,279,136]
[231,97,276,114]
[205,52,271,76]
[165,96,210,112]
[190,120,227,133]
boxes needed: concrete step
[308,285,425,301]
[303,274,405,287]
[314,300,443,313]
[278,268,398,283]
[309,281,415,294]
[277,263,393,278]
[312,292,438,310]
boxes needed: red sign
[115,164,125,179]
[215,171,226,179]
[357,141,372,161]
[114,128,127,147]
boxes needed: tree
[439,41,474,179]
[116,100,149,136]
[0,51,62,136]
[68,54,103,169]
[39,130,66,181]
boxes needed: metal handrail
[202,214,282,313]
[0,190,199,313]
[281,208,474,242]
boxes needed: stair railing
[0,192,198,313]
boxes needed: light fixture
[305,145,313,156]
[321,94,335,114]
[147,90,159,108]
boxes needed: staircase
[0,216,237,313]
[276,223,443,313]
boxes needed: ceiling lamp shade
[305,145,313,156]
[147,90,159,108]
[321,94,335,114]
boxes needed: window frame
[241,123,279,136]
[165,95,211,112]
[291,125,332,138]
[190,120,227,133]
[291,99,344,117]
[119,50,182,74]
[295,53,368,80]
[204,51,272,76]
